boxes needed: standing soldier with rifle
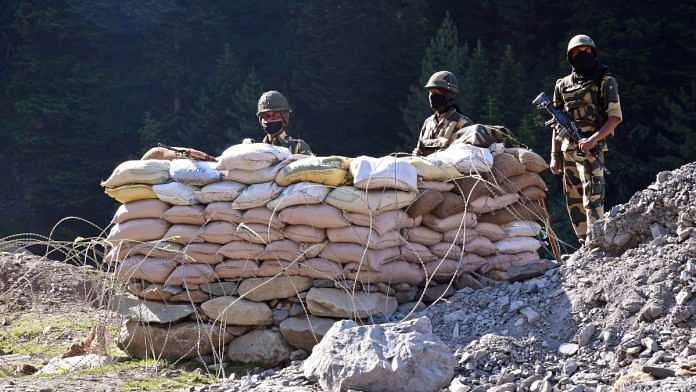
[545,34,622,244]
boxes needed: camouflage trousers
[562,149,605,243]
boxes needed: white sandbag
[468,193,520,214]
[242,207,284,229]
[153,182,199,205]
[350,156,417,192]
[179,243,222,265]
[116,255,177,284]
[494,237,542,254]
[475,222,506,242]
[423,212,477,232]
[283,225,327,243]
[401,242,437,264]
[404,156,461,181]
[429,144,493,174]
[342,209,418,236]
[216,143,291,171]
[107,218,170,243]
[204,202,244,224]
[165,263,216,285]
[232,182,282,210]
[101,160,171,188]
[502,220,542,237]
[170,159,222,186]
[326,227,404,250]
[222,155,299,184]
[215,259,259,279]
[266,182,330,211]
[324,186,416,215]
[401,226,443,246]
[217,241,264,260]
[111,199,170,224]
[319,243,400,271]
[278,204,350,228]
[195,181,246,204]
[297,258,344,280]
[161,205,206,225]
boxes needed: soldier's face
[570,46,593,60]
[261,111,283,121]
[427,87,445,95]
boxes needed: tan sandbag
[502,220,542,237]
[520,186,546,202]
[232,182,283,210]
[485,251,539,272]
[451,177,492,201]
[195,181,246,204]
[405,189,443,218]
[417,181,454,192]
[508,251,541,266]
[163,224,205,244]
[283,225,327,243]
[216,143,291,171]
[165,263,216,285]
[101,160,171,188]
[501,172,547,193]
[468,193,520,214]
[350,156,418,192]
[242,207,284,229]
[257,260,300,277]
[234,223,284,244]
[104,184,158,203]
[204,202,244,224]
[275,155,352,187]
[324,186,416,215]
[442,228,479,244]
[326,227,404,250]
[478,201,547,226]
[105,241,182,262]
[198,221,237,244]
[423,212,477,232]
[278,204,350,228]
[427,254,486,277]
[401,227,443,246]
[215,259,259,279]
[107,218,170,243]
[431,192,468,219]
[161,205,206,225]
[494,237,542,254]
[302,242,326,259]
[297,258,344,280]
[401,242,437,264]
[475,222,506,242]
[505,148,549,173]
[342,209,418,236]
[404,156,461,181]
[257,240,307,262]
[179,243,222,265]
[217,241,264,260]
[152,182,199,205]
[345,260,425,286]
[491,152,526,180]
[111,199,171,224]
[267,182,331,211]
[430,242,462,260]
[320,243,400,271]
[465,236,496,256]
[116,255,177,284]
[222,155,298,184]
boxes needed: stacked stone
[101,142,550,365]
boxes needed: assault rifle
[157,143,217,162]
[532,92,610,175]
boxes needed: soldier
[254,90,312,155]
[412,71,473,157]
[549,34,622,244]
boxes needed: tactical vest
[559,75,608,134]
[418,109,472,155]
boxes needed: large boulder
[306,287,397,318]
[279,315,336,351]
[227,329,292,367]
[304,316,455,392]
[237,276,313,302]
[200,296,273,325]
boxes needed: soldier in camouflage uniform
[254,90,312,155]
[550,35,623,244]
[413,71,473,156]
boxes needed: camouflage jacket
[262,131,313,155]
[553,73,622,151]
[415,107,473,156]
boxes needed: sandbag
[234,223,284,244]
[107,218,170,243]
[478,201,548,226]
[431,192,468,219]
[345,260,424,286]
[278,204,350,228]
[163,224,205,244]
[204,202,244,224]
[494,237,542,254]
[266,182,330,211]
[492,152,526,180]
[215,259,259,279]
[451,177,492,202]
[350,156,417,192]
[474,222,506,242]
[170,159,221,186]
[179,243,222,265]
[341,209,417,236]
[222,155,298,184]
[326,227,404,250]
[101,160,171,188]
[485,251,539,272]
[257,260,300,277]
[104,184,158,203]
[111,199,170,224]
[450,124,510,148]
[430,242,462,260]
[402,226,443,246]
[257,240,313,262]
[195,181,246,204]
[275,156,351,187]
[502,220,542,237]
[116,255,177,284]
[464,236,496,257]
[428,144,493,174]
[425,259,462,280]
[216,143,291,171]
[161,205,206,225]
[505,148,549,173]
[417,181,454,192]
[405,189,443,218]
[324,186,416,215]
[105,241,182,262]
[401,242,437,264]
[283,225,327,243]
[442,228,479,244]
[242,207,284,230]
[232,182,282,210]
[468,193,520,214]
[165,263,216,285]
[403,156,461,181]
[501,172,548,193]
[423,212,477,232]
[197,221,237,244]
[297,258,344,280]
[320,243,400,271]
[217,241,264,260]
[520,186,546,202]
[153,183,199,205]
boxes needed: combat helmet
[424,71,459,97]
[257,90,292,116]
[567,34,597,59]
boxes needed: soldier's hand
[412,148,423,157]
[186,149,209,161]
[578,137,597,154]
[550,156,562,175]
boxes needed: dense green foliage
[0,1,694,247]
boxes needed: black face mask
[571,51,598,76]
[261,119,284,135]
[429,92,448,111]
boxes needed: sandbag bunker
[102,142,550,365]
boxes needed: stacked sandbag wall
[101,142,550,365]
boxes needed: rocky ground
[1,163,695,391]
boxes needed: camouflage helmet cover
[257,90,292,116]
[424,71,459,95]
[567,34,597,59]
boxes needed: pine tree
[138,111,166,154]
[460,39,490,121]
[493,45,526,130]
[231,67,264,142]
